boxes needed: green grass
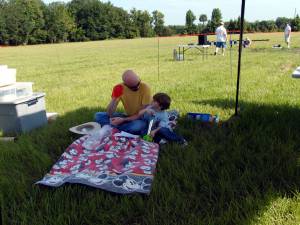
[0,32,300,225]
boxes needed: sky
[44,0,299,25]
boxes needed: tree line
[0,0,299,46]
[185,8,300,34]
[0,0,165,45]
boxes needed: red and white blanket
[36,128,159,194]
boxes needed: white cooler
[0,82,33,101]
[0,92,47,134]
[0,66,16,87]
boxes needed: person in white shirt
[214,21,227,56]
[284,23,291,48]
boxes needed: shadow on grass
[1,102,299,225]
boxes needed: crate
[0,82,33,102]
[0,92,47,134]
[0,67,16,87]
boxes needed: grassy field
[0,32,300,225]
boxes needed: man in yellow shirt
[95,70,151,135]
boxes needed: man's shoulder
[140,82,151,91]
[114,83,125,88]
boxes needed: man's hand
[110,117,125,126]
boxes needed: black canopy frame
[235,0,246,115]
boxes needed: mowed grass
[0,32,300,225]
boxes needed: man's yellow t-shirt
[117,82,151,116]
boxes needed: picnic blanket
[36,127,159,194]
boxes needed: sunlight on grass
[251,193,300,225]
[0,32,299,225]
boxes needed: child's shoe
[180,139,188,148]
[159,139,168,145]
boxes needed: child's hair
[153,93,171,110]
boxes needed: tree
[210,8,222,32]
[199,14,207,26]
[68,0,109,40]
[227,19,237,31]
[257,20,277,32]
[198,14,208,33]
[152,10,165,36]
[291,14,300,31]
[167,25,186,35]
[236,16,248,32]
[44,2,75,43]
[130,9,154,37]
[185,10,197,34]
[275,17,290,30]
[4,0,45,45]
[0,0,8,44]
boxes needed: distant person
[94,70,151,135]
[284,23,291,48]
[138,93,187,146]
[243,37,252,48]
[214,21,227,56]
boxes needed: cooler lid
[0,92,45,105]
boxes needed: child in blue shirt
[138,93,187,146]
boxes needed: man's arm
[106,98,119,117]
[110,105,151,126]
[107,84,123,117]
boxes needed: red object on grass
[111,84,123,98]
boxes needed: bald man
[94,70,152,135]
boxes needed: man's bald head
[122,70,140,87]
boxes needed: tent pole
[158,36,160,81]
[235,0,246,116]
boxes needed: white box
[16,82,33,98]
[0,82,33,102]
[0,68,16,87]
[0,92,47,134]
[0,65,8,70]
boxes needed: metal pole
[235,0,246,116]
[158,36,160,81]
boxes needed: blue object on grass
[187,113,219,123]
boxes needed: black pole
[235,0,246,116]
[158,36,160,81]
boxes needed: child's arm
[122,107,152,122]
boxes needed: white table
[177,44,211,61]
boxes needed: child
[139,93,187,146]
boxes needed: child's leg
[153,127,185,144]
[215,47,219,55]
